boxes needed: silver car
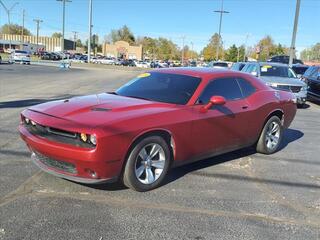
[241,62,307,106]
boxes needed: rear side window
[237,78,256,97]
[303,66,315,78]
[198,78,243,104]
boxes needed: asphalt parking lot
[0,64,319,240]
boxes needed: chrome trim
[31,152,115,184]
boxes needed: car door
[190,77,251,159]
[308,67,320,98]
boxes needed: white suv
[10,50,31,64]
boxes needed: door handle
[242,105,249,109]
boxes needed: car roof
[248,62,289,67]
[149,67,252,79]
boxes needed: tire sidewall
[124,136,171,192]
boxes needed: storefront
[103,41,143,60]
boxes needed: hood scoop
[91,107,111,112]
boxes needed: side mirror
[201,96,226,112]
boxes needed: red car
[19,68,297,191]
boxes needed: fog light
[80,133,88,142]
[89,134,97,145]
[85,168,97,178]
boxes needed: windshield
[260,65,296,78]
[116,72,201,105]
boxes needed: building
[0,34,75,52]
[103,41,143,60]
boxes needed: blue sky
[0,0,319,54]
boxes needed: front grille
[34,151,77,174]
[289,86,302,93]
[276,85,302,93]
[24,123,94,149]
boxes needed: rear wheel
[256,116,283,154]
[123,136,171,191]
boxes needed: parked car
[267,55,303,65]
[291,64,310,78]
[302,66,320,102]
[0,55,2,64]
[121,59,136,67]
[135,61,149,68]
[19,68,297,191]
[207,61,229,69]
[99,57,115,65]
[231,62,246,71]
[10,50,31,64]
[241,62,307,106]
[300,65,319,83]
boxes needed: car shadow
[162,128,304,187]
[0,94,79,109]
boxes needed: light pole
[243,34,250,61]
[0,1,19,49]
[214,0,229,61]
[57,0,71,52]
[72,31,78,50]
[190,41,194,60]
[289,0,301,67]
[33,19,43,50]
[88,0,93,63]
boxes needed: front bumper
[293,90,307,105]
[31,151,115,184]
[19,124,122,184]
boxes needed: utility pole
[72,31,78,50]
[181,36,186,66]
[214,0,229,61]
[0,1,19,49]
[243,34,249,61]
[289,0,301,67]
[21,9,25,43]
[57,0,71,52]
[88,0,93,63]
[33,19,43,50]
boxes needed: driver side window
[198,78,243,104]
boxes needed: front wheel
[123,136,171,191]
[256,116,283,154]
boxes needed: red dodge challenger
[19,68,297,191]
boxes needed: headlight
[80,133,97,146]
[25,118,30,124]
[89,134,97,145]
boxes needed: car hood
[260,76,306,86]
[28,93,177,127]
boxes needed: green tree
[107,25,135,45]
[0,24,32,35]
[300,43,320,61]
[157,37,179,60]
[225,44,245,62]
[136,36,158,59]
[256,35,276,61]
[51,32,62,38]
[201,33,224,61]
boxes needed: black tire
[256,116,283,154]
[123,135,171,192]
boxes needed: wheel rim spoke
[145,168,155,184]
[149,144,161,159]
[135,165,145,178]
[151,160,165,169]
[266,121,280,150]
[139,148,148,161]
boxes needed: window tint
[198,78,243,104]
[237,78,256,97]
[260,65,294,78]
[116,72,201,105]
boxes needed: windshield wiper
[108,92,118,95]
